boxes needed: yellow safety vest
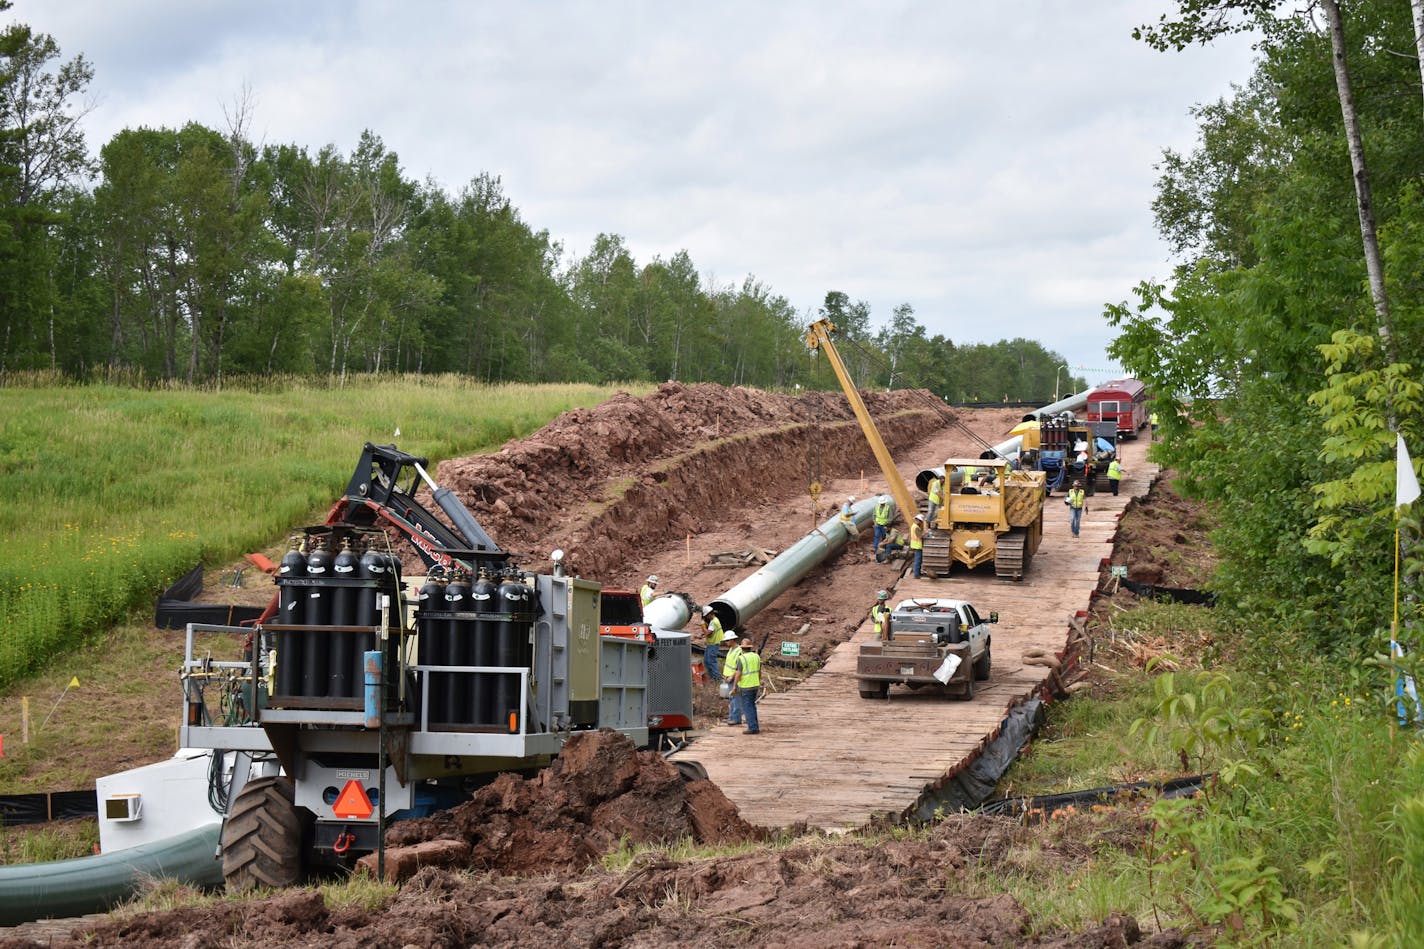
[1107,460,1122,481]
[705,615,726,644]
[640,584,655,607]
[1068,488,1086,509]
[927,478,942,504]
[910,522,925,550]
[874,502,892,526]
[871,603,887,636]
[722,645,743,679]
[737,651,762,689]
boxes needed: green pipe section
[0,823,223,925]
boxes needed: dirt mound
[382,730,762,875]
[25,812,1189,948]
[432,382,953,579]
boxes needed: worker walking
[871,590,890,639]
[1066,481,1086,538]
[910,513,926,579]
[926,474,943,523]
[1107,458,1125,496]
[1150,411,1159,440]
[732,637,762,734]
[722,638,745,725]
[872,495,893,554]
[640,575,659,608]
[700,606,726,683]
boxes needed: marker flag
[1400,434,1421,509]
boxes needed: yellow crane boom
[804,318,920,524]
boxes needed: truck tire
[859,681,889,699]
[957,671,975,701]
[973,644,992,681]
[222,775,303,891]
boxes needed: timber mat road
[671,433,1157,832]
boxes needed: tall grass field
[0,375,642,688]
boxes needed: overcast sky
[17,1,1257,385]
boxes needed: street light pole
[1054,364,1068,402]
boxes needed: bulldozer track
[920,529,952,577]
[993,528,1026,579]
[671,435,1157,833]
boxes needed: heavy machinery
[855,597,997,700]
[803,318,920,528]
[1037,415,1107,494]
[178,443,694,889]
[915,459,1046,579]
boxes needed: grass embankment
[0,376,642,692]
[976,599,1424,944]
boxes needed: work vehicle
[1085,378,1149,439]
[915,458,1046,579]
[179,443,694,890]
[856,598,996,700]
[1037,415,1107,494]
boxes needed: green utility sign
[1111,566,1128,578]
[780,641,800,657]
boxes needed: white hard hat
[701,604,713,617]
[879,495,889,504]
[647,575,659,585]
[847,495,856,502]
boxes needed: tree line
[0,7,1081,402]
[1110,0,1422,645]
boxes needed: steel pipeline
[706,496,887,631]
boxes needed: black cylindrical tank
[468,569,498,726]
[415,572,449,725]
[442,570,471,727]
[354,545,388,692]
[493,574,534,731]
[275,536,306,698]
[302,537,333,698]
[328,537,360,698]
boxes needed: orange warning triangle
[332,780,374,820]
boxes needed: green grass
[0,376,644,687]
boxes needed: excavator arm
[804,319,921,523]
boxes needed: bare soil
[0,385,1218,947]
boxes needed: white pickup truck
[855,598,996,700]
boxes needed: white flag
[1400,434,1421,509]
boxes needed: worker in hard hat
[1066,481,1087,538]
[871,590,890,639]
[731,637,762,734]
[872,494,893,555]
[910,513,926,579]
[839,495,859,539]
[640,575,658,608]
[700,606,726,683]
[722,637,745,725]
[926,473,943,523]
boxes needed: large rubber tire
[957,671,975,701]
[859,681,889,700]
[221,775,303,891]
[973,643,992,681]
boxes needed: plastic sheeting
[154,563,265,629]
[0,789,97,826]
[978,774,1207,821]
[912,698,1045,819]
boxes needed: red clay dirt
[0,385,1214,948]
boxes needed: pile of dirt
[11,812,1191,949]
[432,382,954,580]
[1108,470,1216,589]
[382,730,762,875]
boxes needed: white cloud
[16,0,1256,379]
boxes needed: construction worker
[722,637,745,725]
[1066,480,1086,537]
[640,575,658,608]
[872,495,893,554]
[700,606,726,683]
[1150,411,1159,440]
[876,526,909,563]
[731,637,762,734]
[839,495,859,539]
[871,590,890,639]
[926,473,943,523]
[910,513,926,579]
[1107,458,1125,496]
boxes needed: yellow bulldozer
[916,459,1045,580]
